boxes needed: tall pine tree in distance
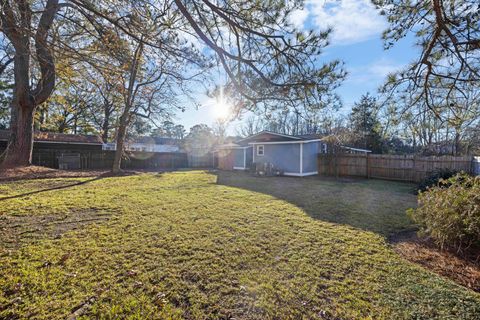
[349,93,384,153]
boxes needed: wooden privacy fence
[31,149,188,170]
[188,153,215,168]
[318,153,476,182]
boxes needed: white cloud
[347,58,403,84]
[308,0,386,45]
[289,8,309,29]
[367,62,400,78]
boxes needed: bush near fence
[318,153,476,182]
[407,174,480,257]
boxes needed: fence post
[413,156,417,182]
[366,153,370,179]
[334,153,338,178]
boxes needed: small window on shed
[322,143,328,154]
[257,145,264,156]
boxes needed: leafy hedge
[417,168,460,193]
[408,174,480,257]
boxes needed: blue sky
[177,0,420,134]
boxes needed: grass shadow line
[0,174,109,201]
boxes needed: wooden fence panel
[339,154,367,177]
[188,153,214,168]
[368,154,416,182]
[318,153,475,182]
[9,148,188,170]
[0,142,193,170]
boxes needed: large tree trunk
[453,129,461,156]
[102,104,111,142]
[112,113,129,173]
[111,42,143,173]
[2,100,35,167]
[0,0,59,168]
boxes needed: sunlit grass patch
[0,171,479,319]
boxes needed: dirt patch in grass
[0,166,108,182]
[0,209,111,250]
[392,231,480,292]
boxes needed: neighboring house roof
[318,134,372,153]
[132,136,181,145]
[340,146,372,153]
[103,141,180,153]
[154,137,181,145]
[0,129,103,145]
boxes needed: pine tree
[349,94,384,153]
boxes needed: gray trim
[248,139,322,145]
[284,171,318,177]
[237,130,302,142]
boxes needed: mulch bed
[391,231,480,292]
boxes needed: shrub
[417,168,460,193]
[408,174,480,256]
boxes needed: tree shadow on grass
[214,170,417,237]
[0,171,137,201]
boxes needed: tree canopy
[0,0,344,169]
[374,0,480,118]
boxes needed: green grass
[0,171,479,319]
[217,172,417,236]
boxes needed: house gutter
[248,139,322,145]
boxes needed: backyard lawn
[1,170,479,319]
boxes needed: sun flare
[213,100,231,119]
[212,86,231,119]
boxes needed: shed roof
[236,131,302,144]
[296,133,325,140]
[236,131,327,145]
